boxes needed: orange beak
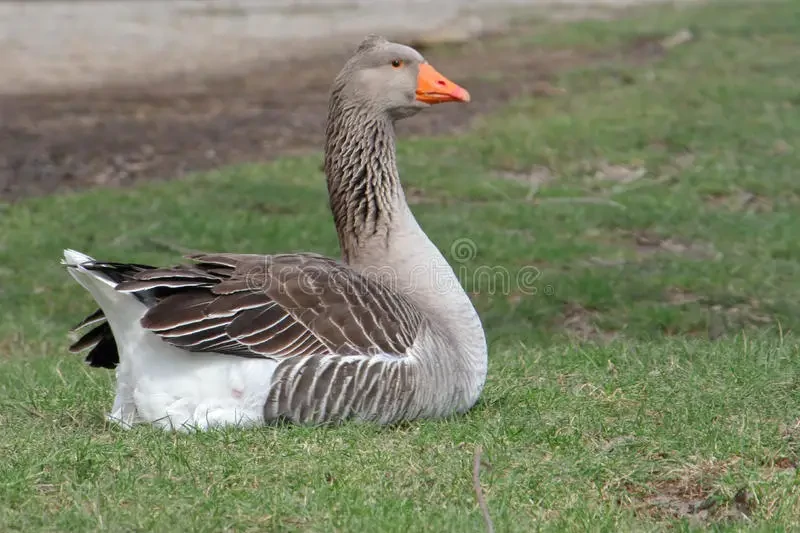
[415,63,471,104]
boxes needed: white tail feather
[61,248,276,431]
[62,248,94,267]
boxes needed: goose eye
[391,59,403,68]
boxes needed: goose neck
[324,103,402,258]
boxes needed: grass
[2,0,800,530]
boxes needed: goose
[62,34,487,431]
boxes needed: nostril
[436,80,446,86]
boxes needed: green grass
[2,0,800,530]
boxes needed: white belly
[113,328,278,431]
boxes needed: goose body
[63,35,487,431]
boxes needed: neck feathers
[324,92,401,259]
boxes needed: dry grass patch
[553,302,618,343]
[623,457,746,525]
[704,190,775,213]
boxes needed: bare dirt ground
[0,3,676,202]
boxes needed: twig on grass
[535,196,627,209]
[473,445,494,533]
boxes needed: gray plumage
[64,35,486,429]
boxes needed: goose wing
[70,253,424,367]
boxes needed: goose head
[332,34,470,121]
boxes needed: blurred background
[0,0,676,200]
[1,0,669,93]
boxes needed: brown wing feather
[106,252,425,361]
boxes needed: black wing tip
[82,338,120,369]
[85,356,119,370]
[67,320,120,368]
